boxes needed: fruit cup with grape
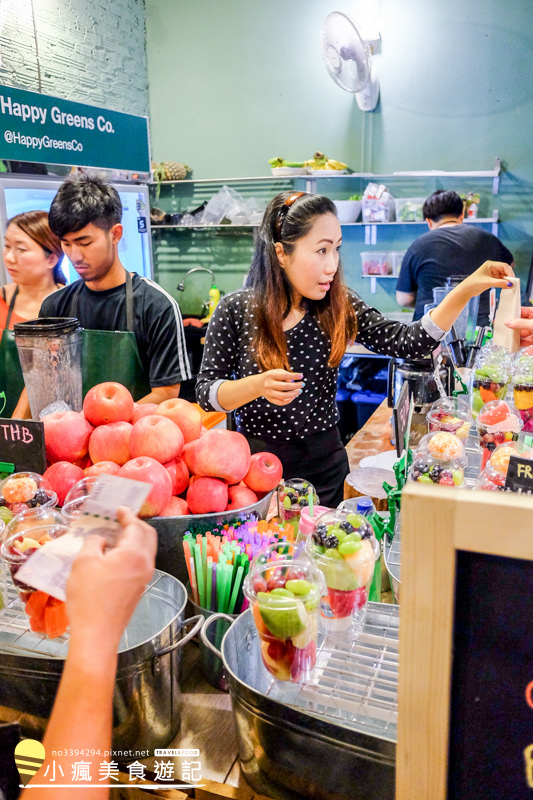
[475,440,533,491]
[409,453,464,487]
[0,472,57,523]
[1,508,67,602]
[470,345,512,418]
[513,355,533,433]
[305,509,378,638]
[416,430,468,468]
[277,479,319,534]
[476,399,523,470]
[426,396,472,440]
[244,560,325,684]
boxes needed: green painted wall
[146,0,533,315]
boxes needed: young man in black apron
[37,174,192,403]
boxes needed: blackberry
[339,521,355,534]
[298,497,309,507]
[359,522,374,540]
[34,489,50,505]
[26,498,39,508]
[0,498,5,507]
[315,523,327,536]
[286,491,297,502]
[325,534,339,548]
[486,441,496,452]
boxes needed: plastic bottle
[356,497,376,517]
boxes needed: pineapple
[162,161,191,181]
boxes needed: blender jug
[445,275,479,345]
[14,318,82,419]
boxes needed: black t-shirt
[39,274,192,387]
[196,288,442,441]
[396,225,514,322]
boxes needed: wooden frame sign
[397,484,533,800]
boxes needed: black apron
[0,287,26,417]
[243,425,349,508]
[68,271,152,401]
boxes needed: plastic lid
[13,317,81,337]
[427,396,472,426]
[417,431,467,467]
[356,498,374,513]
[487,440,533,478]
[409,453,464,487]
[477,399,523,434]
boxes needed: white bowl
[271,167,310,176]
[334,200,362,223]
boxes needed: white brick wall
[0,0,148,116]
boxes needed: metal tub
[150,491,274,586]
[0,570,202,756]
[202,603,399,800]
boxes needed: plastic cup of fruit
[250,540,299,571]
[416,430,468,468]
[408,453,464,487]
[474,470,506,491]
[0,509,68,603]
[277,479,319,534]
[304,508,378,638]
[243,559,325,684]
[476,399,523,470]
[513,356,533,433]
[426,396,472,440]
[0,472,57,517]
[61,476,98,523]
[470,346,512,418]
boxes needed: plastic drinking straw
[217,565,226,612]
[206,557,213,611]
[223,563,233,612]
[308,488,314,517]
[194,543,205,608]
[183,539,193,587]
[240,597,250,613]
[189,556,199,605]
[196,533,202,545]
[202,536,207,582]
[228,566,244,614]
[211,563,217,611]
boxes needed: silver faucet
[177,267,215,291]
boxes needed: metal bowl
[150,490,274,586]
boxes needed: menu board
[396,486,533,800]
[448,550,533,798]
[0,418,46,473]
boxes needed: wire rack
[266,603,399,742]
[0,569,181,659]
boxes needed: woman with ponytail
[197,191,513,506]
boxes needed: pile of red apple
[42,382,283,519]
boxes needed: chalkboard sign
[393,380,410,458]
[397,486,533,800]
[0,418,46,473]
[449,550,533,798]
[505,454,533,493]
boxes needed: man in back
[40,174,191,403]
[396,190,514,326]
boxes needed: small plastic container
[476,399,523,470]
[408,453,464,487]
[296,505,330,545]
[361,252,393,276]
[391,251,406,276]
[243,560,324,684]
[487,440,533,479]
[277,479,319,536]
[305,508,378,638]
[471,344,513,418]
[1,509,68,603]
[513,355,533,433]
[61,476,98,523]
[394,197,426,222]
[0,472,57,517]
[416,430,468,468]
[426,396,472,440]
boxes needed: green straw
[194,543,205,608]
[206,558,212,611]
[223,563,232,612]
[228,566,244,614]
[202,536,207,582]
[217,564,225,612]
[308,488,314,517]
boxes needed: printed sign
[393,381,410,458]
[0,418,46,473]
[0,84,150,172]
[504,454,533,493]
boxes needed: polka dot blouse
[196,288,446,441]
